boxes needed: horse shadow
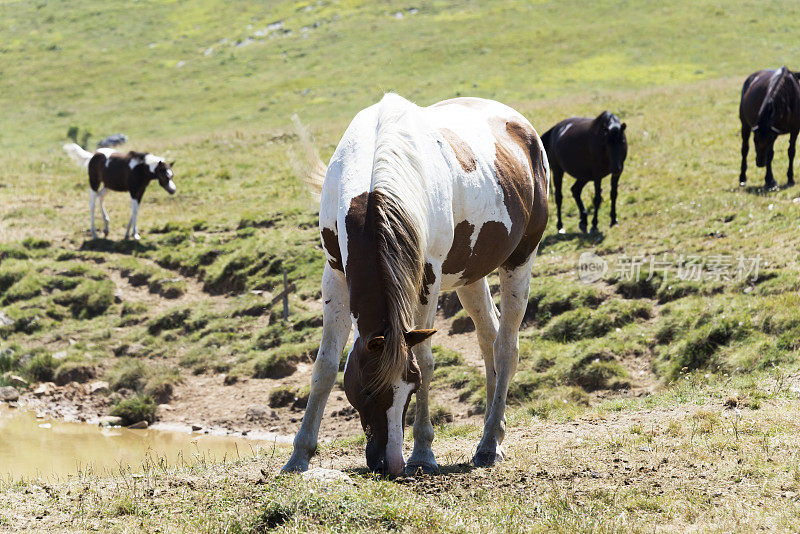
[539,229,605,252]
[79,237,156,254]
[345,461,478,480]
[739,182,796,196]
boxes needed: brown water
[0,405,271,480]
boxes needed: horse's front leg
[282,264,351,473]
[89,189,98,239]
[788,131,798,186]
[590,178,602,234]
[98,187,110,237]
[473,252,537,467]
[610,173,620,227]
[739,123,750,186]
[571,180,589,234]
[405,262,441,475]
[765,146,777,190]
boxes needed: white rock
[0,386,20,402]
[301,468,352,484]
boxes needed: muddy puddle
[0,405,280,480]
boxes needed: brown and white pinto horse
[63,143,176,239]
[283,94,549,476]
[739,66,800,189]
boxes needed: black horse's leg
[571,180,588,234]
[739,123,750,186]
[610,173,620,227]
[553,166,565,233]
[765,145,777,189]
[590,178,602,233]
[788,131,798,185]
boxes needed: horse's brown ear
[621,123,627,132]
[404,329,436,347]
[367,336,385,352]
[169,161,175,167]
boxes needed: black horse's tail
[539,127,555,195]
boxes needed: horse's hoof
[610,220,617,228]
[557,228,565,235]
[590,226,599,234]
[739,181,747,187]
[473,447,504,468]
[403,462,439,476]
[281,458,309,474]
[578,224,588,234]
[765,180,778,190]
[133,234,141,241]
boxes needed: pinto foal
[64,143,176,239]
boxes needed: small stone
[223,374,238,386]
[98,415,123,427]
[2,373,27,388]
[52,351,68,361]
[191,425,202,431]
[157,403,173,412]
[0,312,14,327]
[127,420,149,429]
[0,386,20,402]
[33,382,56,397]
[88,381,110,395]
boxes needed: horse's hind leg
[740,123,750,186]
[571,180,589,234]
[473,252,537,467]
[405,262,442,475]
[455,278,500,418]
[788,131,797,185]
[283,264,352,473]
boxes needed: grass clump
[542,299,651,342]
[53,361,96,385]
[526,278,605,324]
[107,359,148,391]
[110,394,157,425]
[54,279,114,318]
[24,353,57,382]
[148,307,191,334]
[252,342,315,379]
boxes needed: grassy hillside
[2,0,800,531]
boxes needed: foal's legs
[89,189,99,239]
[473,252,537,467]
[552,166,565,234]
[571,180,589,234]
[125,198,141,240]
[739,124,750,186]
[283,265,352,472]
[765,146,777,189]
[406,262,442,475]
[610,173,620,227]
[590,178,603,234]
[97,187,110,237]
[788,131,798,185]
[456,278,500,418]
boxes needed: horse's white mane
[368,94,428,392]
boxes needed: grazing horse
[541,111,627,234]
[739,66,800,189]
[63,143,176,239]
[282,94,549,476]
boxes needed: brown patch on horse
[321,225,343,272]
[439,128,477,172]
[442,220,475,276]
[344,192,387,337]
[419,262,435,305]
[490,117,548,269]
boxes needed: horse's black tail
[539,127,554,155]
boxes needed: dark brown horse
[64,143,176,239]
[541,111,627,234]
[739,66,800,189]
